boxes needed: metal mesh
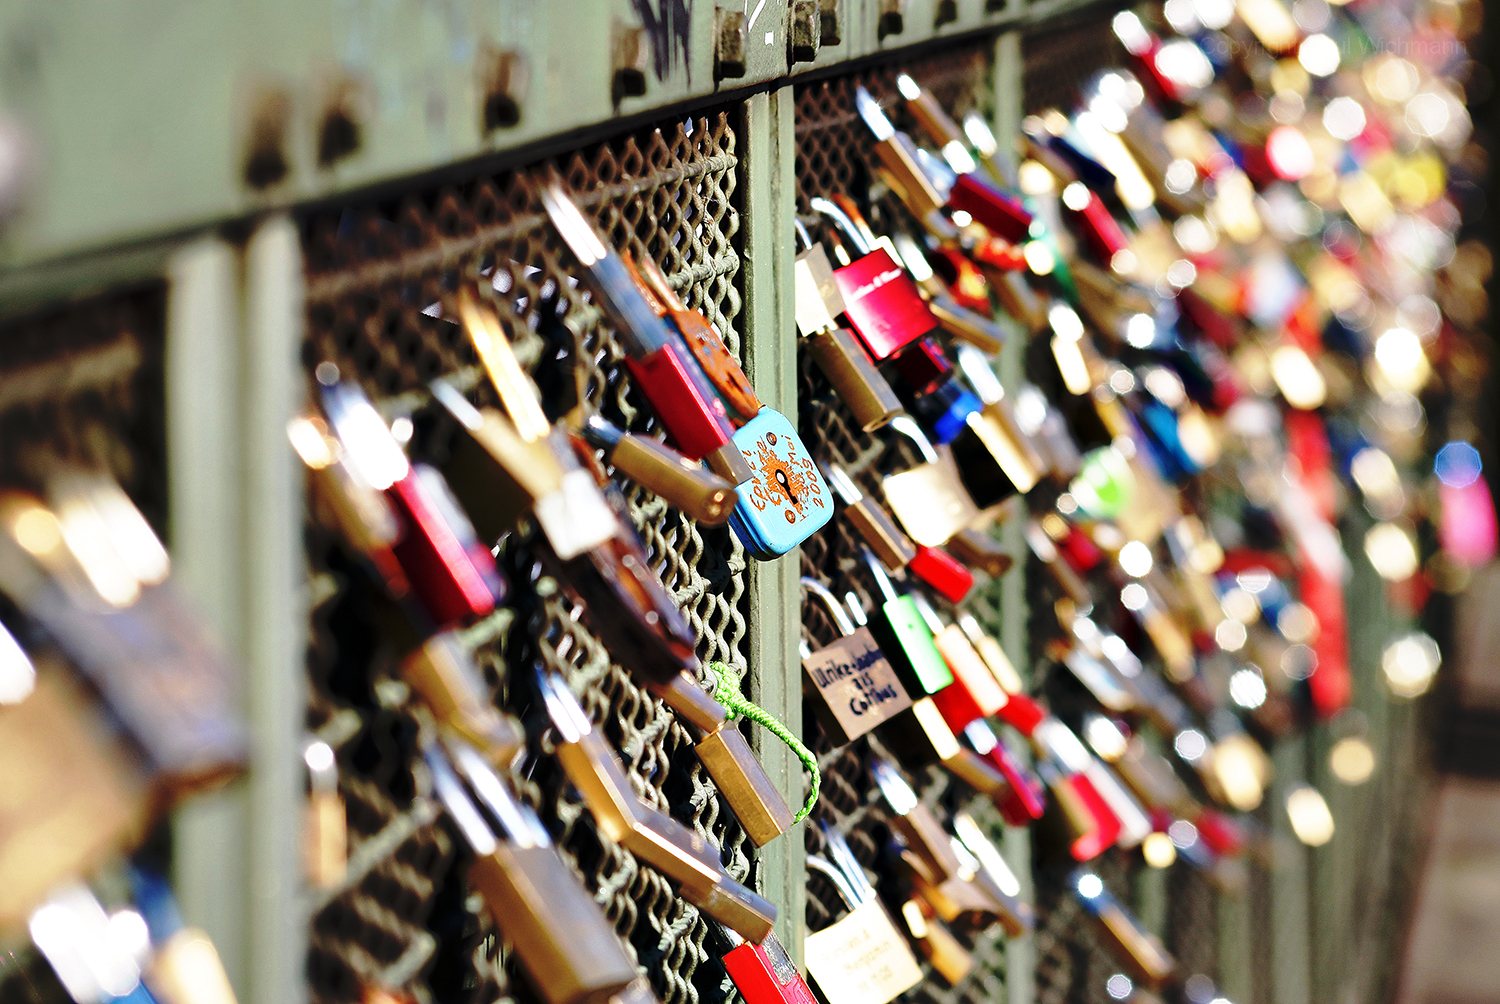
[0,285,169,534]
[300,109,751,1004]
[792,43,1015,1004]
[0,284,169,1004]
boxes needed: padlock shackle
[908,592,947,636]
[422,735,500,855]
[534,665,593,744]
[869,757,919,815]
[887,416,940,465]
[809,197,873,257]
[818,820,879,903]
[859,545,902,605]
[800,577,857,637]
[445,733,552,848]
[457,285,553,442]
[954,343,1005,406]
[820,462,864,506]
[845,591,870,627]
[806,855,862,911]
[794,218,815,253]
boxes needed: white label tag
[804,902,923,1004]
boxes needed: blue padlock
[728,407,834,559]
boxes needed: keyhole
[776,467,799,504]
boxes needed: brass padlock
[900,899,973,985]
[0,660,147,931]
[576,412,737,526]
[821,464,918,571]
[870,759,1008,928]
[426,735,653,1004]
[794,244,904,432]
[536,668,776,942]
[1072,870,1176,988]
[401,633,523,766]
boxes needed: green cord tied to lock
[705,661,819,824]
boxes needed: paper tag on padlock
[802,627,913,745]
[729,408,833,559]
[804,901,924,1004]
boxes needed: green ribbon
[705,661,820,824]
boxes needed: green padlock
[858,547,954,697]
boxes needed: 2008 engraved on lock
[801,628,912,744]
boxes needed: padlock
[951,812,1035,935]
[400,633,525,765]
[302,739,347,890]
[943,530,1013,579]
[952,344,1046,501]
[803,828,924,1004]
[0,658,147,931]
[629,254,762,424]
[812,199,939,362]
[871,688,1018,811]
[870,758,1010,927]
[799,578,913,746]
[907,545,976,604]
[728,405,834,560]
[539,178,753,486]
[447,291,637,559]
[955,612,1025,693]
[960,720,1047,825]
[425,733,655,1004]
[793,241,905,432]
[899,899,973,984]
[1070,870,1176,988]
[880,418,981,547]
[535,668,776,942]
[1060,182,1131,264]
[720,926,818,1004]
[821,463,917,570]
[856,547,952,697]
[1033,718,1152,849]
[317,376,504,629]
[575,411,738,525]
[831,199,1005,355]
[0,485,247,797]
[849,87,946,223]
[908,594,1010,734]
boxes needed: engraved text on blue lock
[729,409,833,558]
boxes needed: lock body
[729,407,833,559]
[881,452,980,547]
[695,725,795,846]
[808,328,905,431]
[723,933,819,1004]
[833,249,938,360]
[388,465,503,627]
[402,635,524,764]
[803,901,924,1004]
[468,843,643,1004]
[868,596,953,697]
[801,626,913,745]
